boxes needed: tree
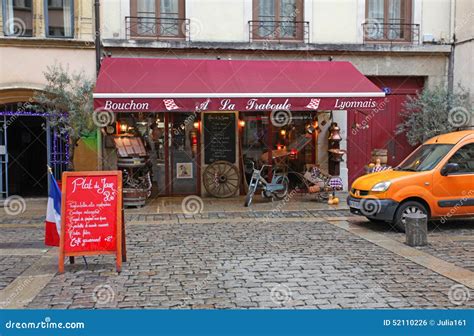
[34,63,97,170]
[396,84,472,146]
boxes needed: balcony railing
[125,16,190,41]
[249,20,309,43]
[362,21,420,44]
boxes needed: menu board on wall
[203,113,236,164]
[59,171,124,273]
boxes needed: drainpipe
[448,43,455,94]
[447,0,456,94]
[94,0,101,75]
[94,0,103,170]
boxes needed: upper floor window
[251,0,306,42]
[364,0,416,43]
[3,0,33,36]
[45,0,74,38]
[128,0,186,39]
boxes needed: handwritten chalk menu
[203,113,236,164]
[59,171,124,273]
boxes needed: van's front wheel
[394,201,428,232]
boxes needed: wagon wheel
[203,161,240,198]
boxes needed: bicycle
[244,161,289,207]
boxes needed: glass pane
[280,0,297,18]
[241,113,269,183]
[448,144,474,173]
[137,0,156,36]
[280,0,297,38]
[47,0,73,37]
[160,0,180,36]
[170,113,198,194]
[148,113,166,195]
[367,0,384,39]
[387,0,403,39]
[3,0,33,36]
[258,0,276,38]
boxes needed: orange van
[348,130,474,231]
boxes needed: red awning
[94,57,385,112]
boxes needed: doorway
[7,116,48,197]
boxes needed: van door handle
[424,182,430,186]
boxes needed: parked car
[348,130,474,231]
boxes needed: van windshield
[396,144,454,172]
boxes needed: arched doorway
[0,102,68,198]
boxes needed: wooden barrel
[371,149,388,164]
[117,157,147,168]
[123,188,148,208]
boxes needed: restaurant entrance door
[7,116,48,197]
[167,113,199,195]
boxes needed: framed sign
[176,162,193,179]
[203,113,236,164]
[59,171,125,273]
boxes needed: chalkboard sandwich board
[59,171,125,273]
[203,113,236,164]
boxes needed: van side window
[447,143,474,174]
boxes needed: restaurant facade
[93,57,386,199]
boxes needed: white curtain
[137,0,156,35]
[388,0,403,39]
[280,0,297,38]
[160,0,178,15]
[160,0,179,36]
[63,0,73,37]
[367,0,384,39]
[138,0,155,16]
[4,0,15,35]
[389,0,402,22]
[258,0,276,38]
[367,0,384,20]
[259,0,275,20]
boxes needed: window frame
[129,0,186,39]
[251,0,305,42]
[2,0,34,37]
[365,0,413,43]
[44,0,75,38]
[446,143,474,175]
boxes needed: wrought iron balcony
[249,20,309,43]
[362,21,420,44]
[125,16,190,41]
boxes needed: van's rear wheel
[394,201,428,232]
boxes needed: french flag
[45,172,62,247]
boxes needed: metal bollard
[405,213,428,246]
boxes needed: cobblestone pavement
[21,218,473,309]
[0,228,46,290]
[350,219,474,272]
